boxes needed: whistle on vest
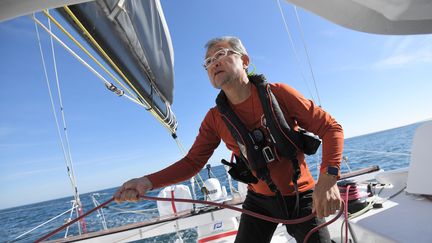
[251,128,275,163]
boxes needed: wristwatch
[326,166,339,178]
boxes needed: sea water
[0,122,423,242]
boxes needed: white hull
[48,204,242,242]
[45,167,431,243]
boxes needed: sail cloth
[286,0,432,35]
[58,0,177,131]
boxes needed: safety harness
[217,74,321,217]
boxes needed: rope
[42,9,176,135]
[293,6,322,107]
[35,196,345,243]
[35,15,77,202]
[173,136,207,191]
[343,185,351,243]
[60,6,176,134]
[37,13,201,199]
[174,137,187,155]
[32,16,146,109]
[46,10,82,208]
[339,184,363,201]
[42,10,135,100]
[35,13,87,234]
[275,0,316,104]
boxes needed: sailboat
[1,0,431,242]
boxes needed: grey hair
[204,36,248,57]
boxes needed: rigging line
[44,8,193,192]
[41,10,135,101]
[42,10,175,135]
[34,15,79,205]
[32,16,148,110]
[174,137,187,155]
[172,136,206,189]
[293,6,322,107]
[275,0,316,104]
[59,7,176,134]
[46,10,81,202]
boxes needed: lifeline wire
[12,204,77,241]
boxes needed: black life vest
[216,74,321,191]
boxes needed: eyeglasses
[203,48,241,70]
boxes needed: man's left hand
[312,173,341,218]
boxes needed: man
[114,36,343,243]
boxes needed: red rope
[77,206,87,234]
[35,195,345,243]
[170,190,178,214]
[339,184,362,201]
[344,185,351,243]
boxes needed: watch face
[327,166,339,176]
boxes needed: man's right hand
[114,176,153,203]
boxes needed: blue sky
[0,0,431,209]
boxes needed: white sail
[286,0,432,34]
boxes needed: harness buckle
[262,146,275,163]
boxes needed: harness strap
[216,74,317,217]
[251,75,302,182]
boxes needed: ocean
[0,122,423,242]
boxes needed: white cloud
[326,36,432,72]
[373,49,432,68]
[0,167,62,181]
[319,29,337,38]
[0,155,62,167]
[373,36,432,69]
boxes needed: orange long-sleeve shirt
[147,83,344,196]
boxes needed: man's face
[205,41,247,89]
